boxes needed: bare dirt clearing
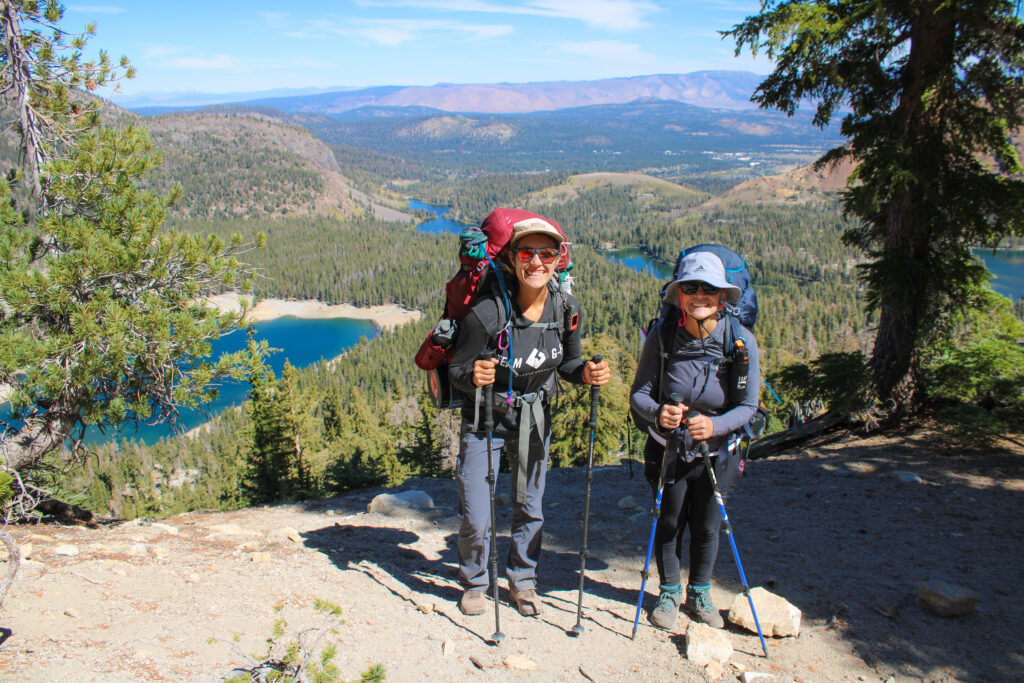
[2,427,1021,682]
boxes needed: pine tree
[0,2,263,514]
[727,0,1024,407]
[279,361,321,496]
[242,336,293,504]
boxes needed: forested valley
[38,106,1018,521]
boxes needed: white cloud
[559,40,657,68]
[282,17,513,46]
[356,0,658,31]
[66,5,125,13]
[157,49,335,76]
[167,54,246,71]
[528,0,656,31]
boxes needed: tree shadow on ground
[535,437,1024,680]
[708,435,1024,681]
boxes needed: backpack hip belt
[512,389,548,505]
[473,387,549,505]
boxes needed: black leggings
[644,436,741,587]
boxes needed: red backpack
[415,207,572,408]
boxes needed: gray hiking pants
[455,419,549,592]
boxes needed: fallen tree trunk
[0,529,19,609]
[747,411,849,460]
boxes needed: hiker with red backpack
[629,249,760,632]
[443,211,609,619]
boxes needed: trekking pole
[572,355,602,637]
[630,392,684,640]
[690,412,769,659]
[482,354,505,645]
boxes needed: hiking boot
[459,588,487,616]
[509,587,542,616]
[685,584,724,628]
[649,585,684,630]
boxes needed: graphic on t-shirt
[525,348,547,369]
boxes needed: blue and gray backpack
[631,243,766,440]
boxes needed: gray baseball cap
[663,251,742,305]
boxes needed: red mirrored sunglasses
[515,246,559,264]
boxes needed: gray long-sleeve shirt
[630,314,760,452]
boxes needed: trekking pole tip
[571,624,584,636]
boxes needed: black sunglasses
[678,281,720,296]
[515,246,559,264]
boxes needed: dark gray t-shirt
[449,289,586,432]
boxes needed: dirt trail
[1,428,1021,682]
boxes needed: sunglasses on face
[515,246,559,264]
[678,282,720,296]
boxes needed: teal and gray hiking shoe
[685,584,724,628]
[649,584,684,629]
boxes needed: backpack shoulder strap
[557,287,579,341]
[653,308,682,405]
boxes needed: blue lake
[409,200,473,235]
[975,249,1024,302]
[88,316,378,445]
[603,247,674,280]
[607,246,1023,300]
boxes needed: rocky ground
[1,426,1022,682]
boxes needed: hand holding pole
[631,391,685,640]
[572,355,602,636]
[480,353,504,645]
[690,409,768,658]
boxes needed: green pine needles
[728,0,1024,408]
[0,1,264,518]
[218,599,385,683]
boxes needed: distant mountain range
[122,71,766,116]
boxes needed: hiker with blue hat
[629,250,761,631]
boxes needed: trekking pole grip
[588,355,602,428]
[686,409,710,457]
[480,353,495,431]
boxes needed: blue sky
[64,1,771,102]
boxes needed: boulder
[685,622,733,666]
[741,673,779,683]
[269,527,303,544]
[893,471,923,484]
[916,581,978,617]
[367,490,434,515]
[504,655,538,671]
[728,587,801,637]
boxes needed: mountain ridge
[122,71,765,116]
